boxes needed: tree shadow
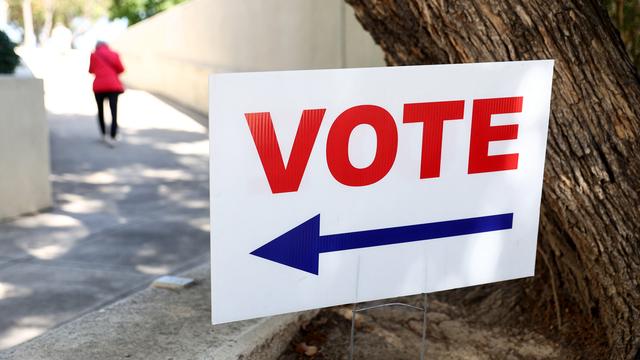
[0,96,211,351]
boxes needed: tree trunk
[21,0,36,46]
[0,0,8,28]
[345,0,640,358]
[40,0,54,44]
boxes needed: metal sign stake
[348,293,428,360]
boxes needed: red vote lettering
[326,105,398,186]
[246,109,325,193]
[403,100,465,179]
[468,97,523,174]
[247,97,524,193]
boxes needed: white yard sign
[209,61,554,324]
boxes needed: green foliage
[0,31,20,74]
[109,0,185,25]
[108,0,143,25]
[604,0,640,71]
[7,0,110,39]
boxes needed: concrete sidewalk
[0,50,210,351]
[3,264,316,360]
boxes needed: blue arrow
[250,213,513,275]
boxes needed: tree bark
[345,0,640,358]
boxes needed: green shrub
[0,31,19,74]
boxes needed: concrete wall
[0,74,51,220]
[112,0,385,114]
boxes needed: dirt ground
[279,295,578,360]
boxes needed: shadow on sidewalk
[0,91,211,351]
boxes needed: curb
[2,263,315,360]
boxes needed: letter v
[246,109,325,193]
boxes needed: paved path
[0,50,210,351]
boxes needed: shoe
[105,137,115,148]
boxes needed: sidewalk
[3,263,316,360]
[0,50,210,351]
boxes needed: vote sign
[209,61,554,324]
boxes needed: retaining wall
[0,73,51,220]
[112,0,385,114]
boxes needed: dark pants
[94,92,120,139]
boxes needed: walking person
[89,41,125,147]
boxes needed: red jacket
[89,44,125,93]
